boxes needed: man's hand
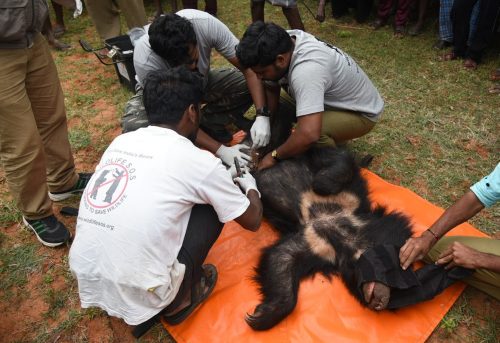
[399,231,436,270]
[234,171,260,197]
[216,144,251,168]
[257,152,277,171]
[436,242,483,270]
[251,116,271,148]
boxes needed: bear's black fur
[246,147,413,330]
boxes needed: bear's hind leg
[246,233,315,330]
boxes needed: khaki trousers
[0,33,77,220]
[426,236,500,300]
[85,0,148,40]
[270,90,376,148]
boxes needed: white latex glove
[234,171,260,197]
[250,116,271,148]
[216,144,251,167]
[227,163,248,179]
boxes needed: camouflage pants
[121,68,254,142]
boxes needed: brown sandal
[163,264,218,325]
[463,58,478,70]
[491,69,500,81]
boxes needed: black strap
[59,206,79,217]
[132,314,160,338]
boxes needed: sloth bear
[245,147,414,330]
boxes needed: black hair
[142,67,204,126]
[236,22,293,68]
[149,14,197,67]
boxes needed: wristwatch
[256,106,271,117]
[271,149,281,161]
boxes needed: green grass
[0,1,498,342]
[0,241,43,296]
[440,294,474,334]
[69,127,92,150]
[0,199,22,228]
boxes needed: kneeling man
[236,22,384,170]
[69,67,262,329]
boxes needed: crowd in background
[45,0,499,91]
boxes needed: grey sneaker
[49,173,93,201]
[22,215,71,247]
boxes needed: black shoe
[23,215,71,247]
[433,40,452,50]
[49,173,93,201]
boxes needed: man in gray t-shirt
[124,10,271,169]
[236,22,384,170]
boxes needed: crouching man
[69,67,262,332]
[236,22,384,170]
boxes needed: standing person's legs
[116,0,148,31]
[204,0,217,16]
[466,0,500,63]
[355,0,373,23]
[26,34,78,196]
[375,0,394,25]
[200,68,254,143]
[164,204,224,314]
[409,0,429,35]
[282,6,305,30]
[251,0,266,22]
[438,0,454,44]
[425,236,500,301]
[85,0,121,40]
[451,0,478,57]
[0,34,74,219]
[182,0,198,9]
[331,0,349,19]
[51,0,66,35]
[394,0,414,29]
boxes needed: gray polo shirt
[133,9,239,87]
[282,30,384,121]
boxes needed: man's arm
[195,128,251,167]
[436,241,500,273]
[195,129,222,153]
[232,172,262,231]
[229,56,272,148]
[399,190,485,270]
[228,57,266,109]
[234,190,262,231]
[258,113,322,170]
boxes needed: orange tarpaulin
[163,170,487,343]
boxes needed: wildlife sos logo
[83,157,136,214]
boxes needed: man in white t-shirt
[123,10,272,169]
[236,22,385,170]
[69,67,263,333]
